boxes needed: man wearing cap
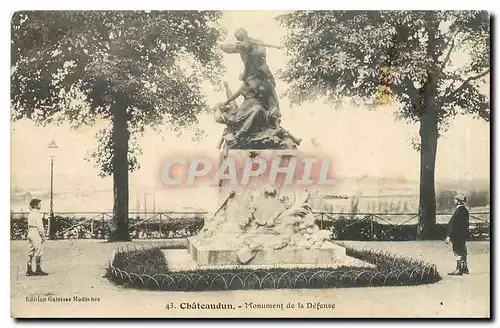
[26,199,49,276]
[445,194,470,276]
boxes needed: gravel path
[10,239,490,318]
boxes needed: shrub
[315,217,489,241]
[11,213,489,241]
[11,218,28,240]
[107,243,441,291]
[129,215,204,239]
[112,247,169,274]
[10,214,205,240]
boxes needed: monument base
[187,149,341,267]
[187,235,346,267]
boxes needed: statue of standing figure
[221,27,279,109]
[216,28,301,150]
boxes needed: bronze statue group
[215,28,301,150]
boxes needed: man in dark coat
[445,194,470,275]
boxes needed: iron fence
[312,211,490,241]
[10,210,490,241]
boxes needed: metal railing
[313,211,490,225]
[10,211,207,240]
[10,211,490,241]
[312,211,490,240]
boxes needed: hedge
[106,243,442,291]
[318,217,489,241]
[10,214,205,240]
[10,214,489,241]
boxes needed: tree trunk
[417,16,441,240]
[108,103,131,242]
[417,110,439,240]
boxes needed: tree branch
[466,69,490,82]
[449,69,490,95]
[438,68,490,109]
[442,72,465,82]
[438,30,459,75]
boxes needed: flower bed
[106,243,442,291]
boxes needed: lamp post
[48,140,58,239]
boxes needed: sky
[10,11,490,209]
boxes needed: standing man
[445,194,470,276]
[26,198,48,276]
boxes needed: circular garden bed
[106,242,442,291]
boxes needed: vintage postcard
[10,10,490,318]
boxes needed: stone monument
[187,28,346,267]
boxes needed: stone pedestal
[187,235,346,266]
[185,149,344,268]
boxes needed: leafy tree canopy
[277,11,490,132]
[11,10,226,175]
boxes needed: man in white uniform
[26,199,48,276]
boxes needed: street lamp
[48,140,58,239]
